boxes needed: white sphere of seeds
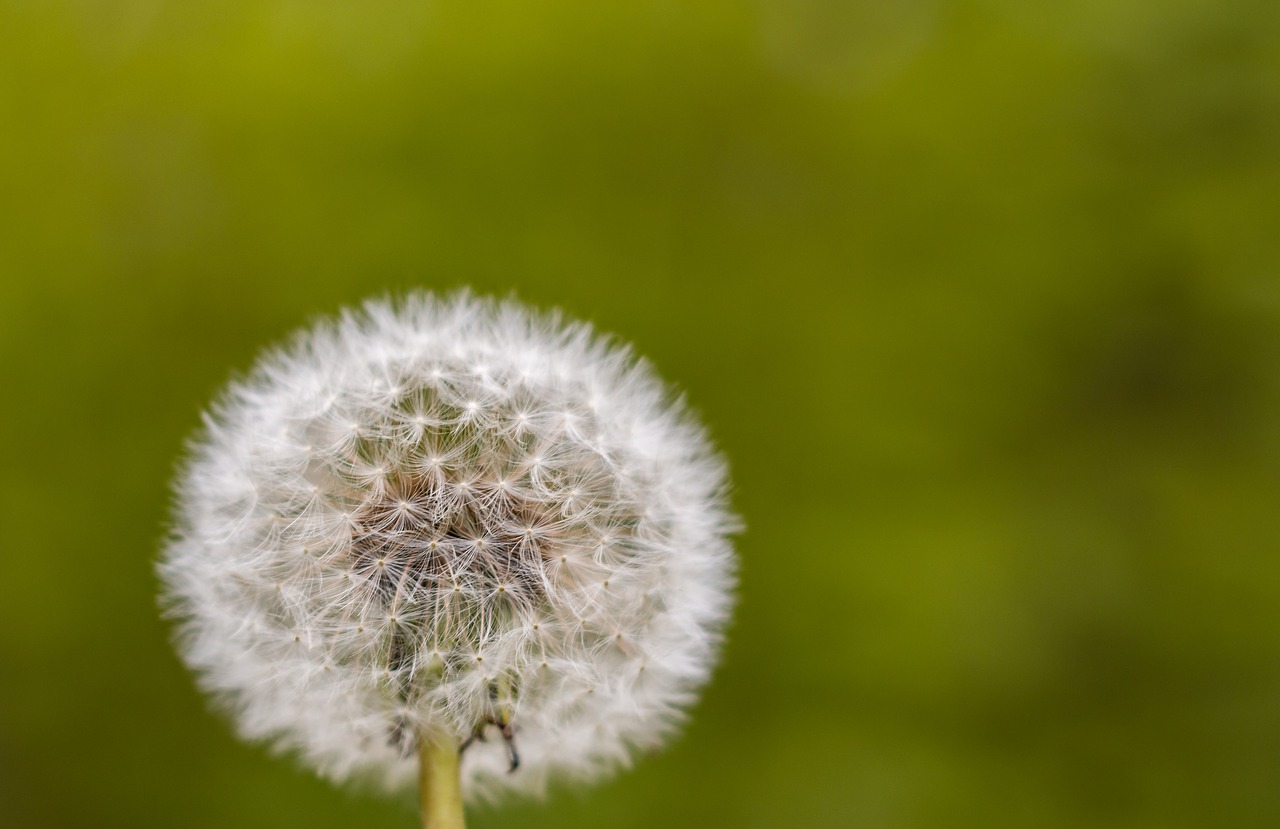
[159,292,737,800]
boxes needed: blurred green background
[3,1,1279,827]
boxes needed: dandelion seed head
[159,292,737,800]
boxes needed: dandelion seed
[158,291,737,820]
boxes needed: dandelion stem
[418,732,465,829]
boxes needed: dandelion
[159,292,737,827]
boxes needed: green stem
[418,732,466,829]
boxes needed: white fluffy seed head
[159,292,737,801]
